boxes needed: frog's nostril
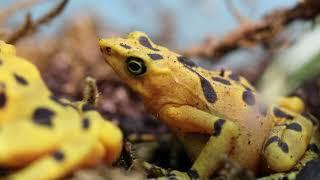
[106,47,112,53]
[99,39,112,55]
[100,46,112,55]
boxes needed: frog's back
[195,68,264,122]
[191,67,274,170]
[0,41,52,124]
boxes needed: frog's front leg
[263,106,314,172]
[156,105,240,179]
[276,96,305,114]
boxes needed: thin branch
[35,0,69,25]
[183,0,320,59]
[5,13,33,44]
[5,0,69,44]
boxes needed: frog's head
[99,31,176,98]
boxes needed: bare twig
[5,13,33,44]
[5,0,69,44]
[183,0,320,59]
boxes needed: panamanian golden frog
[0,41,123,180]
[99,31,320,179]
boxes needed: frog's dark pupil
[126,57,146,75]
[129,61,141,72]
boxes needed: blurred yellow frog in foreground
[99,31,320,179]
[0,41,123,180]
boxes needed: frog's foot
[141,161,197,180]
[164,170,196,180]
[276,96,305,114]
[259,156,320,180]
[257,171,298,180]
[263,106,314,172]
[140,161,168,177]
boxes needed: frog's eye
[126,57,146,75]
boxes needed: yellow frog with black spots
[0,41,123,180]
[99,31,320,179]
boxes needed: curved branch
[183,0,320,59]
[6,0,69,44]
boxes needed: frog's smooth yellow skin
[0,41,51,125]
[99,32,319,179]
[0,41,123,180]
[5,108,123,180]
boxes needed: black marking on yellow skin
[13,73,28,85]
[258,103,268,117]
[213,119,225,136]
[32,107,55,127]
[0,92,6,108]
[82,118,90,130]
[82,103,96,112]
[286,122,302,132]
[52,151,65,162]
[138,36,159,51]
[148,53,163,60]
[278,141,289,153]
[187,169,199,179]
[307,144,320,154]
[264,136,280,152]
[242,90,255,106]
[212,76,231,85]
[119,43,131,49]
[0,59,2,65]
[179,56,217,103]
[273,107,294,120]
[200,75,217,103]
[177,56,197,68]
[228,73,240,81]
[264,136,289,153]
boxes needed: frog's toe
[140,161,168,177]
[164,170,193,180]
[140,161,198,180]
